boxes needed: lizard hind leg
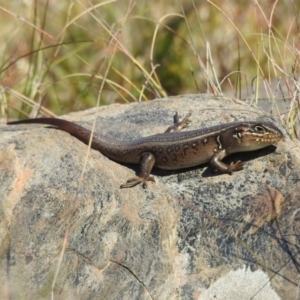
[165,112,192,133]
[120,152,156,188]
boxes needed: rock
[0,94,298,299]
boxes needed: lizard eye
[255,126,266,133]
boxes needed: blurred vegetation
[0,0,299,134]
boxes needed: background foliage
[0,0,299,134]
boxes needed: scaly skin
[7,113,283,188]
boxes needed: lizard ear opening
[233,130,243,140]
[233,126,247,140]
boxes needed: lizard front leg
[210,149,244,174]
[120,152,156,188]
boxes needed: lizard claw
[120,175,155,188]
[227,161,244,174]
[165,112,192,132]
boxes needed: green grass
[0,0,299,135]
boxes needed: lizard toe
[120,175,155,189]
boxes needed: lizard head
[230,121,284,152]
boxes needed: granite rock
[0,94,298,299]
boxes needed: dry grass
[0,0,299,135]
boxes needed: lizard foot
[165,112,192,133]
[120,175,155,188]
[227,161,244,174]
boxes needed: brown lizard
[7,113,283,188]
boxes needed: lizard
[7,112,283,188]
